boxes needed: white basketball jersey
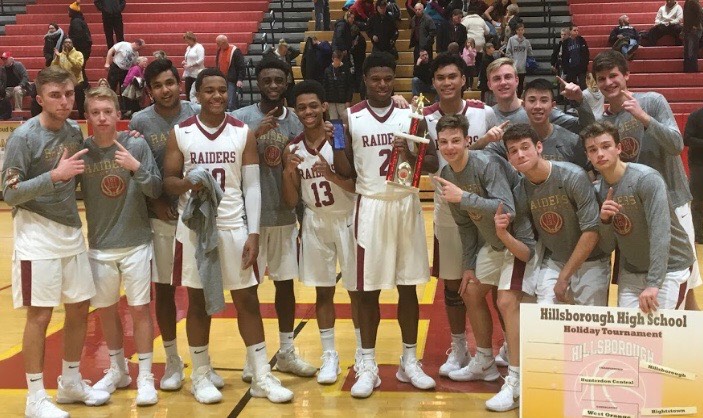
[174,114,248,229]
[289,134,355,215]
[424,100,494,226]
[348,101,414,199]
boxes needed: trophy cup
[386,94,430,192]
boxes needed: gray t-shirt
[486,124,588,168]
[519,161,603,263]
[80,132,162,249]
[231,104,302,226]
[2,117,84,228]
[600,92,691,208]
[491,101,595,135]
[596,163,694,288]
[441,151,535,270]
[505,35,533,74]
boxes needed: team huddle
[2,46,699,418]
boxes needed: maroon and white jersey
[348,101,414,199]
[424,100,496,226]
[289,134,355,215]
[174,114,248,229]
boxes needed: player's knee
[444,287,465,307]
[496,292,519,313]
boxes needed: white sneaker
[495,343,509,367]
[317,350,340,384]
[25,390,69,418]
[208,368,225,389]
[438,343,470,377]
[160,355,184,391]
[350,362,381,398]
[396,356,436,389]
[275,348,317,377]
[250,366,294,403]
[353,348,362,373]
[486,375,520,412]
[449,356,501,382]
[135,373,158,406]
[190,366,222,404]
[92,361,132,393]
[241,361,253,383]
[55,376,111,406]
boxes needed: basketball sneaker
[241,361,253,383]
[353,348,363,372]
[438,342,470,377]
[55,376,111,406]
[208,367,225,389]
[486,375,520,412]
[190,365,222,404]
[25,390,69,418]
[160,355,185,391]
[495,342,509,367]
[317,350,340,384]
[275,347,317,377]
[396,356,436,389]
[92,360,132,393]
[448,355,501,382]
[135,373,158,406]
[250,365,294,403]
[350,362,381,398]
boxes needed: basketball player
[592,50,700,310]
[281,80,357,384]
[2,66,110,418]
[128,59,210,391]
[163,68,293,403]
[582,122,694,312]
[232,59,316,380]
[503,123,610,305]
[435,117,535,412]
[333,51,439,398]
[80,87,161,406]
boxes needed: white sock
[189,345,210,371]
[402,343,417,363]
[508,366,520,380]
[476,346,493,359]
[279,332,294,352]
[319,328,336,352]
[137,352,153,376]
[451,333,466,350]
[246,342,268,378]
[354,328,362,349]
[163,339,178,358]
[26,373,44,395]
[108,348,127,372]
[361,348,375,367]
[62,360,81,383]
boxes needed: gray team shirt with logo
[2,117,84,228]
[600,92,691,208]
[441,151,535,270]
[491,101,595,134]
[80,132,162,249]
[596,163,694,288]
[231,105,302,226]
[518,161,603,263]
[486,124,588,168]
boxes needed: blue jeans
[411,77,436,97]
[620,38,638,56]
[227,81,240,111]
[314,0,330,31]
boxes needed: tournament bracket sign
[520,304,702,418]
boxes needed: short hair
[152,50,167,59]
[332,49,344,60]
[592,50,628,76]
[35,66,76,95]
[195,67,226,92]
[503,123,540,147]
[560,27,569,34]
[133,38,145,47]
[430,51,466,77]
[362,51,396,75]
[580,121,621,146]
[255,57,291,78]
[448,42,460,54]
[136,56,148,65]
[376,0,387,7]
[183,31,197,42]
[515,22,525,30]
[569,24,578,31]
[84,86,119,112]
[144,58,180,88]
[507,4,519,13]
[486,57,517,78]
[483,42,495,53]
[436,114,469,138]
[523,78,555,100]
[452,9,463,17]
[291,79,326,105]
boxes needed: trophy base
[386,180,420,193]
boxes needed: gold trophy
[385,94,430,191]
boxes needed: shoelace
[138,373,155,385]
[354,365,378,380]
[258,373,282,389]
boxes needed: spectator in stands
[314,0,331,30]
[215,34,246,111]
[483,0,512,43]
[410,2,437,62]
[366,0,399,58]
[648,0,684,45]
[0,95,10,120]
[462,8,490,65]
[43,23,65,67]
[478,42,496,103]
[121,56,147,117]
[551,28,568,75]
[425,0,448,53]
[683,0,703,72]
[104,38,144,93]
[439,10,468,53]
[561,25,589,89]
[97,77,109,88]
[332,11,354,59]
[466,0,488,16]
[152,50,167,60]
[301,36,333,83]
[182,31,205,102]
[263,39,301,106]
[323,50,353,124]
[504,4,522,42]
[582,72,604,120]
[0,52,30,113]
[68,1,92,86]
[609,15,640,60]
[684,105,703,243]
[349,25,367,98]
[94,0,126,48]
[52,38,85,119]
[462,37,478,89]
[505,23,533,97]
[412,49,436,98]
[349,0,376,30]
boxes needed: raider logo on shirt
[101,174,126,198]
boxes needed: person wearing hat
[262,38,300,105]
[69,0,93,86]
[0,52,31,113]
